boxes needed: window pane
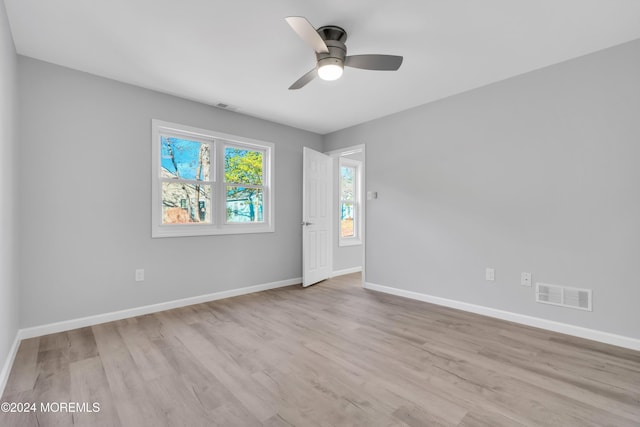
[225,147,263,185]
[226,187,264,223]
[341,166,355,201]
[340,202,355,238]
[161,137,210,181]
[162,182,211,224]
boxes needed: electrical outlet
[485,268,495,281]
[135,269,145,282]
[521,272,532,286]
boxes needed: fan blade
[289,67,317,90]
[345,54,403,71]
[285,16,329,54]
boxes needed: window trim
[152,119,274,238]
[338,157,362,246]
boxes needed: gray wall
[9,32,640,342]
[331,151,364,273]
[18,57,322,328]
[0,0,19,374]
[324,39,640,339]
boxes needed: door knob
[301,221,313,226]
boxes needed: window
[152,120,274,237]
[339,157,362,246]
[225,146,265,223]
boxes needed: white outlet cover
[521,272,532,286]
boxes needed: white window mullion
[215,140,224,227]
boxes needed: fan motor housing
[315,25,347,65]
[316,40,346,65]
[317,25,347,43]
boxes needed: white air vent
[214,102,238,111]
[535,283,592,311]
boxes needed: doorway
[327,145,365,281]
[302,145,365,287]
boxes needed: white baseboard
[331,266,362,278]
[18,277,301,340]
[364,282,640,352]
[0,332,21,398]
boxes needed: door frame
[325,144,366,286]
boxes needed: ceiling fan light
[317,62,343,81]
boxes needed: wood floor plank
[151,334,232,413]
[67,327,99,363]
[2,337,40,395]
[92,322,171,427]
[69,356,121,427]
[0,390,40,427]
[169,315,279,422]
[23,332,76,427]
[144,374,213,427]
[115,321,174,382]
[2,273,639,426]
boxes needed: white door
[302,147,332,287]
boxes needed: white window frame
[152,119,274,237]
[338,157,362,246]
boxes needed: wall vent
[214,102,238,111]
[535,283,592,311]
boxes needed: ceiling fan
[285,16,403,90]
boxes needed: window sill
[152,224,274,238]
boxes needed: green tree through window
[225,147,264,223]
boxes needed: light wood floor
[2,273,639,426]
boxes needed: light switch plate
[486,268,495,281]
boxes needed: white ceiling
[5,1,640,134]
